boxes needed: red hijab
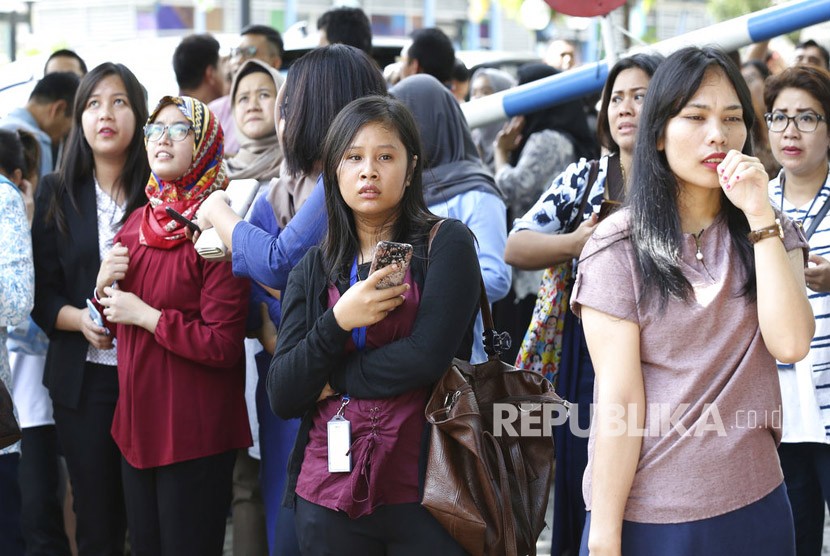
[139,95,228,248]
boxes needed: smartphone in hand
[165,206,201,235]
[369,241,413,289]
[86,299,110,336]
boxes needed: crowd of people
[0,7,829,556]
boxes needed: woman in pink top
[572,47,814,555]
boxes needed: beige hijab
[266,163,319,229]
[225,59,284,181]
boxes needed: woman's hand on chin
[717,150,775,226]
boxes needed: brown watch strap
[748,218,784,244]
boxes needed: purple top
[572,208,807,523]
[295,268,427,518]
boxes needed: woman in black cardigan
[31,62,149,555]
[269,96,480,554]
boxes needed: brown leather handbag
[0,380,21,450]
[421,225,569,556]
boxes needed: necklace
[692,229,705,262]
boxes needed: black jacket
[31,174,105,408]
[268,218,481,507]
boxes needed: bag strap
[427,220,506,358]
[779,172,830,240]
[565,159,600,234]
[483,431,520,556]
[806,194,830,240]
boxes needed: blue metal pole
[285,0,297,28]
[424,0,436,28]
[462,0,830,128]
[491,0,503,51]
[467,20,480,50]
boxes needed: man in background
[793,39,829,69]
[450,58,471,103]
[545,39,577,71]
[173,33,224,105]
[0,72,79,180]
[399,27,455,86]
[44,49,87,77]
[317,6,372,55]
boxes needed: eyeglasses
[231,45,258,59]
[764,110,826,133]
[143,122,193,142]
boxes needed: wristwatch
[748,218,784,244]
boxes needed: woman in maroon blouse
[94,96,251,556]
[269,96,481,553]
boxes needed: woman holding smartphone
[94,95,250,556]
[573,47,813,555]
[269,96,480,554]
[32,62,149,555]
[197,45,389,556]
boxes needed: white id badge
[327,415,352,473]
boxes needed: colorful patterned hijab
[140,95,228,248]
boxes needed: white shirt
[85,177,124,366]
[770,167,830,444]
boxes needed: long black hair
[48,62,150,235]
[628,46,756,308]
[282,44,388,178]
[321,96,440,282]
[596,53,665,153]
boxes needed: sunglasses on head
[231,45,258,59]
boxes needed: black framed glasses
[230,45,258,59]
[143,122,193,142]
[764,110,826,133]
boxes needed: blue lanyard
[349,256,367,351]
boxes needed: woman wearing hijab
[226,59,283,184]
[390,73,511,363]
[469,68,517,172]
[94,96,251,556]
[493,62,597,363]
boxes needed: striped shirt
[769,166,830,443]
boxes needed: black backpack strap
[566,159,600,234]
